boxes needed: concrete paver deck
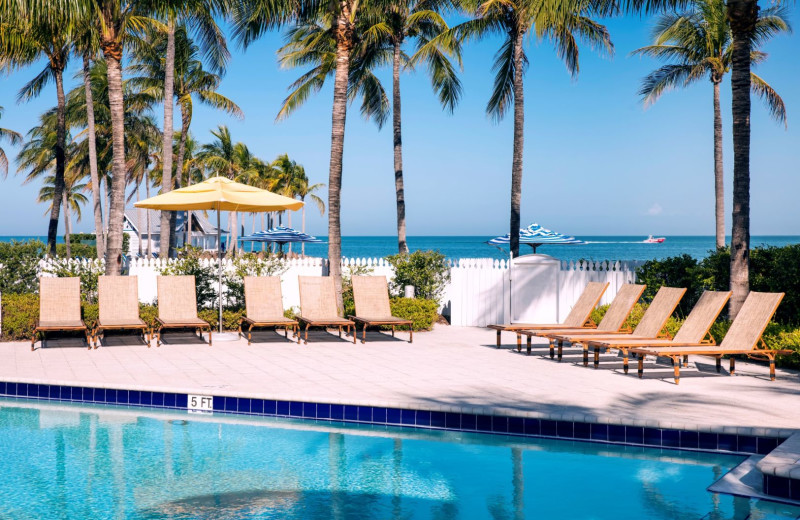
[2,326,799,436]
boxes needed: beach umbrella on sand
[135,176,303,337]
[488,223,585,254]
[240,226,322,254]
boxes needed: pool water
[0,399,798,520]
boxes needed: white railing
[34,256,642,327]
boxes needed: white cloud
[646,203,663,216]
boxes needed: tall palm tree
[234,0,385,311]
[633,0,789,250]
[38,173,89,259]
[0,107,22,176]
[270,153,325,254]
[450,0,613,257]
[361,1,462,253]
[197,125,267,255]
[0,5,77,256]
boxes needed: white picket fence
[35,255,642,327]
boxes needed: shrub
[385,250,450,304]
[224,253,288,310]
[0,240,45,294]
[198,308,245,331]
[635,255,703,316]
[1,293,39,341]
[388,298,439,331]
[158,246,218,308]
[589,302,681,337]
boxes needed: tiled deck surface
[2,326,799,436]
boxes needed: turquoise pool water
[0,399,798,520]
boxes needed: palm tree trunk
[301,203,306,256]
[713,80,725,250]
[175,103,190,247]
[83,54,105,260]
[229,211,238,257]
[392,40,409,254]
[136,185,143,257]
[103,46,127,276]
[159,19,176,259]
[509,30,525,258]
[145,173,152,257]
[727,0,757,319]
[63,191,71,260]
[48,67,67,258]
[287,211,292,255]
[328,8,354,314]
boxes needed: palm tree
[0,5,77,256]
[361,1,462,253]
[0,107,22,176]
[234,0,383,312]
[633,0,789,250]
[197,125,267,255]
[450,0,613,258]
[38,173,89,259]
[269,153,325,254]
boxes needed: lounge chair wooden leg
[557,340,563,361]
[729,356,735,376]
[683,355,689,368]
[673,359,680,384]
[238,321,243,338]
[516,333,521,352]
[549,339,554,359]
[409,328,413,343]
[526,335,531,355]
[31,331,36,351]
[391,326,395,338]
[716,357,721,373]
[362,324,367,344]
[496,330,501,348]
[583,344,589,367]
[623,351,629,374]
[593,346,600,368]
[338,326,342,338]
[638,356,645,379]
[351,325,356,344]
[208,328,212,346]
[769,356,776,381]
[157,326,163,347]
[304,324,309,345]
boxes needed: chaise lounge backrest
[99,276,140,324]
[561,282,609,327]
[630,286,686,337]
[596,284,647,331]
[352,276,392,318]
[39,277,81,325]
[718,292,784,350]
[157,276,199,322]
[672,291,731,343]
[244,276,285,320]
[298,276,339,319]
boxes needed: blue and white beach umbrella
[488,223,585,253]
[240,226,322,245]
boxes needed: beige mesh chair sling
[296,276,355,344]
[519,284,647,360]
[155,276,212,346]
[348,276,413,344]
[487,282,609,350]
[544,286,686,367]
[94,276,149,348]
[630,291,791,384]
[32,277,90,350]
[585,290,731,374]
[238,276,298,345]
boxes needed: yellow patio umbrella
[135,176,303,335]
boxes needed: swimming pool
[0,399,797,520]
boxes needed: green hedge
[387,297,439,331]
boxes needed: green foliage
[0,240,45,294]
[387,298,439,331]
[224,253,288,310]
[198,308,245,331]
[341,264,374,317]
[589,302,680,336]
[56,243,97,259]
[139,304,159,329]
[385,250,450,303]
[158,246,218,309]
[636,255,703,316]
[1,293,39,340]
[42,260,105,303]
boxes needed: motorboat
[644,235,666,243]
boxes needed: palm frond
[750,72,787,128]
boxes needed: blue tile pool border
[0,380,788,458]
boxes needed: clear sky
[1,8,798,238]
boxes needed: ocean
[4,235,798,262]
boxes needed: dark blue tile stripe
[0,380,786,457]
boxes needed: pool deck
[1,325,798,437]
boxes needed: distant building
[123,209,226,256]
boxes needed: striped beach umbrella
[240,226,322,245]
[487,223,585,253]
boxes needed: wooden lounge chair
[545,286,686,367]
[519,283,646,359]
[94,276,149,348]
[629,291,791,384]
[31,277,90,351]
[487,281,609,350]
[296,276,355,345]
[155,275,212,346]
[585,290,731,373]
[238,276,298,345]
[348,275,413,344]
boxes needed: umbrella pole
[218,206,223,334]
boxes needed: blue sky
[0,8,798,238]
